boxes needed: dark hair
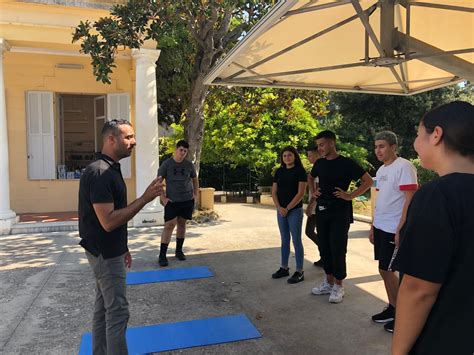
[176,140,190,149]
[101,119,132,138]
[279,146,303,168]
[315,130,336,141]
[421,101,474,158]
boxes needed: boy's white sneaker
[329,284,345,303]
[311,279,333,295]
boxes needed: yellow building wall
[4,52,137,213]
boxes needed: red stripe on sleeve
[399,184,418,191]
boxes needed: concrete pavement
[0,203,391,354]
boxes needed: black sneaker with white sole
[287,271,304,284]
[272,267,290,279]
[372,304,395,323]
[384,319,395,333]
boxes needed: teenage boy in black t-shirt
[310,130,373,303]
[392,101,474,355]
[305,145,323,267]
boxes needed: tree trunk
[183,72,208,175]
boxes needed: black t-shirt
[273,165,307,210]
[78,153,128,259]
[311,155,365,213]
[393,173,474,354]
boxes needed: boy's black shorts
[164,199,195,222]
[374,227,396,271]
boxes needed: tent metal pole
[226,62,365,81]
[284,1,351,17]
[403,2,474,13]
[395,31,474,82]
[351,0,408,92]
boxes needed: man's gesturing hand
[142,177,164,203]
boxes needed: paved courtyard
[0,203,391,354]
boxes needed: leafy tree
[72,0,274,172]
[323,84,473,173]
[161,87,370,185]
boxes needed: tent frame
[205,0,474,95]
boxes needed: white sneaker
[329,284,345,303]
[311,279,333,295]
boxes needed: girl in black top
[271,146,307,284]
[392,101,474,355]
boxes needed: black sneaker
[313,259,324,267]
[372,304,395,323]
[384,319,395,333]
[158,255,168,267]
[272,267,290,279]
[287,271,304,284]
[175,250,186,261]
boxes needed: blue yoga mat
[78,314,261,354]
[126,266,213,285]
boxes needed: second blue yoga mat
[78,313,261,354]
[126,266,213,285]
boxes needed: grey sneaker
[311,279,333,295]
[329,284,344,303]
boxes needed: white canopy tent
[204,0,473,95]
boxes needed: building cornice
[9,46,131,59]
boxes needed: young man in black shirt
[310,130,373,303]
[305,145,323,267]
[392,101,474,355]
[79,119,163,354]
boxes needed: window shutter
[107,94,132,179]
[26,91,56,179]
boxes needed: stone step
[10,221,78,235]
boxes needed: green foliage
[160,86,370,184]
[156,28,195,124]
[325,84,473,173]
[410,158,438,186]
[201,88,326,173]
[72,0,273,100]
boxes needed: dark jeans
[305,213,321,258]
[316,211,351,280]
[86,251,130,355]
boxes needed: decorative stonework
[18,0,127,10]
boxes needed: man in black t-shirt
[79,119,163,354]
[310,130,373,303]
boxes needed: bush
[411,158,438,186]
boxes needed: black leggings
[316,211,351,280]
[305,214,321,256]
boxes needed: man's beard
[119,147,133,160]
